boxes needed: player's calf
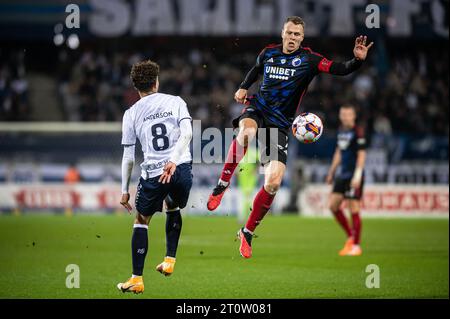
[164,207,182,265]
[236,125,257,148]
[131,221,149,275]
[208,120,259,212]
[263,160,285,193]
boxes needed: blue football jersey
[336,125,367,179]
[246,44,334,129]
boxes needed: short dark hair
[130,60,160,92]
[340,104,357,111]
[285,16,305,29]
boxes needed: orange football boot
[346,245,362,256]
[339,237,354,256]
[156,256,176,276]
[117,276,144,294]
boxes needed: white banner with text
[0,183,448,217]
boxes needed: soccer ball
[292,112,323,144]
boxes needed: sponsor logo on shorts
[144,160,169,172]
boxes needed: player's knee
[329,202,339,213]
[165,196,182,211]
[135,213,151,225]
[349,203,360,214]
[237,127,257,147]
[264,182,281,195]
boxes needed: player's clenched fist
[234,89,248,104]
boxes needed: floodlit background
[0,0,448,299]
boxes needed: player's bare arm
[351,149,366,189]
[327,148,342,185]
[321,35,373,76]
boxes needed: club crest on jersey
[292,57,302,67]
[280,59,286,64]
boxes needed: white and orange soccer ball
[292,112,323,144]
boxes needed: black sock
[166,210,182,258]
[131,225,148,276]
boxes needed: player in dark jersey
[326,104,367,256]
[207,16,373,259]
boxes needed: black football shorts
[135,163,193,216]
[332,176,365,200]
[232,106,289,166]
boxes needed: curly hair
[130,60,160,92]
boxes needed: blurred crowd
[2,44,448,139]
[304,49,449,137]
[55,48,250,127]
[0,50,30,121]
[55,45,448,137]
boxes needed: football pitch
[0,214,448,299]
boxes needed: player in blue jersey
[207,16,373,259]
[326,104,367,256]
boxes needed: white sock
[243,227,253,235]
[132,274,141,278]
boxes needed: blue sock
[131,224,148,276]
[166,210,182,258]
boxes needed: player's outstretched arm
[120,144,135,213]
[327,36,373,76]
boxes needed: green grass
[0,214,448,299]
